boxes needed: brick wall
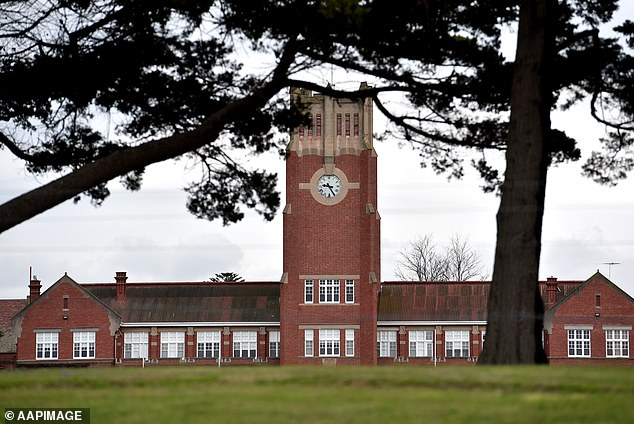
[14,277,117,366]
[546,275,634,364]
[281,149,380,365]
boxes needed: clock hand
[329,187,336,196]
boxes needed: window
[124,332,148,359]
[336,113,342,136]
[319,329,340,357]
[345,329,355,357]
[233,331,257,358]
[73,331,96,359]
[353,113,359,136]
[377,330,397,357]
[305,330,314,357]
[409,330,434,357]
[445,330,470,358]
[345,280,354,303]
[160,331,184,358]
[595,294,601,307]
[307,113,314,136]
[345,113,351,136]
[305,280,314,304]
[197,331,220,358]
[269,331,280,358]
[319,279,339,303]
[315,114,322,136]
[567,329,591,357]
[36,332,58,360]
[606,329,629,358]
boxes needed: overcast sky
[1,95,633,299]
[1,5,633,299]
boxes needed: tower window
[307,113,314,136]
[345,113,351,136]
[336,113,342,136]
[345,279,354,303]
[353,113,359,136]
[315,113,322,136]
[345,329,355,357]
[304,280,314,304]
[304,329,314,357]
[319,279,340,303]
[319,329,340,356]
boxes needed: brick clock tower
[281,85,380,365]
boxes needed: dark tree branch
[0,38,300,234]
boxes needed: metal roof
[378,282,490,322]
[378,280,584,323]
[86,282,280,324]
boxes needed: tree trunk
[479,0,553,364]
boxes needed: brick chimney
[545,276,558,309]
[115,272,127,302]
[29,276,42,302]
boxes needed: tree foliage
[1,1,632,232]
[395,234,485,281]
[1,0,633,364]
[209,272,245,283]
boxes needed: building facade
[2,87,633,367]
[281,86,380,365]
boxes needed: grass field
[1,365,633,423]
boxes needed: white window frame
[567,329,591,357]
[160,331,185,358]
[304,329,314,357]
[377,330,397,358]
[319,329,340,357]
[304,280,314,304]
[73,331,96,359]
[445,330,470,358]
[36,332,58,360]
[197,331,221,358]
[345,329,355,357]
[319,279,340,303]
[606,329,629,358]
[345,279,354,303]
[409,330,434,357]
[233,331,257,358]
[269,331,280,358]
[124,332,148,359]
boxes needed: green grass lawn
[1,365,633,423]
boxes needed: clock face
[317,174,342,198]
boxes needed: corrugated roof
[85,282,280,323]
[378,282,490,322]
[378,280,584,323]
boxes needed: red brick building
[544,272,634,365]
[2,87,633,366]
